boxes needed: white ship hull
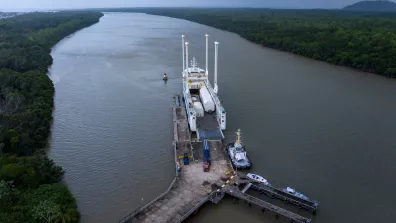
[183,80,226,132]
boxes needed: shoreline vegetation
[102,8,396,78]
[0,11,103,223]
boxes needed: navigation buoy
[163,73,168,81]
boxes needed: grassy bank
[0,11,103,223]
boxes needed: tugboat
[282,187,319,208]
[226,129,251,169]
[163,73,168,81]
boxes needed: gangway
[197,128,224,141]
[241,183,252,193]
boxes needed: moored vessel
[181,34,226,134]
[226,129,252,169]
[282,187,319,208]
[247,173,270,185]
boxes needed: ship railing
[205,81,224,110]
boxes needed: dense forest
[0,12,21,19]
[344,1,396,12]
[0,11,103,222]
[114,8,396,78]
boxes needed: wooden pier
[119,100,232,223]
[118,97,316,223]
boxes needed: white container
[199,87,215,113]
[193,102,204,117]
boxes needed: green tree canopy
[0,11,102,223]
[124,8,396,78]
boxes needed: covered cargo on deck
[199,87,215,113]
[193,102,204,117]
[192,96,204,117]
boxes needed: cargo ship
[181,34,226,136]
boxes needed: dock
[250,183,318,213]
[119,99,231,223]
[118,96,315,223]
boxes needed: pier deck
[129,164,227,223]
[119,104,233,223]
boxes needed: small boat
[226,129,251,169]
[163,73,168,81]
[247,173,270,185]
[282,187,318,207]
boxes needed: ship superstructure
[181,34,226,133]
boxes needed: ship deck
[196,111,219,130]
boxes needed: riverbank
[0,11,103,223]
[101,8,396,78]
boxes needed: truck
[203,140,211,171]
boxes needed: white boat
[282,187,318,207]
[247,173,269,185]
[226,129,252,169]
[181,34,226,132]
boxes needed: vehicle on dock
[203,161,210,172]
[181,34,226,132]
[247,173,270,185]
[282,187,319,208]
[183,153,189,165]
[226,129,252,169]
[203,140,211,164]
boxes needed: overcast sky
[0,0,370,11]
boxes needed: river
[49,13,396,223]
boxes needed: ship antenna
[182,35,185,72]
[205,34,209,75]
[236,129,241,145]
[214,41,219,94]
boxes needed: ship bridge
[184,57,208,90]
[186,57,205,73]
